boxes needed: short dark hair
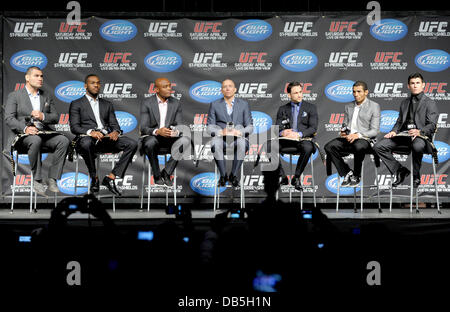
[408,72,424,84]
[25,66,42,75]
[287,81,303,94]
[353,81,368,91]
[84,74,99,84]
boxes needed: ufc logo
[421,174,447,185]
[194,114,208,125]
[329,21,357,32]
[58,53,87,64]
[287,175,313,186]
[59,114,70,124]
[283,22,312,32]
[438,113,448,124]
[15,175,32,186]
[14,22,43,33]
[148,22,177,33]
[238,83,267,94]
[373,83,403,94]
[103,52,131,63]
[418,21,448,32]
[14,83,26,91]
[247,144,264,155]
[329,52,358,63]
[148,82,176,94]
[193,53,222,63]
[58,22,87,33]
[374,52,403,63]
[239,52,267,63]
[424,82,447,93]
[115,176,133,186]
[194,22,222,33]
[103,83,132,94]
[243,175,264,186]
[284,83,312,94]
[329,113,345,124]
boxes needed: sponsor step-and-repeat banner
[1,16,449,203]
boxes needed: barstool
[213,161,245,211]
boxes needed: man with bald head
[140,78,190,186]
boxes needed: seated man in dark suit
[140,77,191,186]
[5,66,70,196]
[373,73,439,188]
[267,81,318,190]
[207,79,254,187]
[69,74,138,196]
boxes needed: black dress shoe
[102,176,122,196]
[218,175,227,187]
[161,170,173,187]
[154,176,165,186]
[90,177,100,193]
[280,175,289,185]
[291,176,303,191]
[413,178,421,188]
[348,176,361,187]
[229,174,240,187]
[392,166,410,187]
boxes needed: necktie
[292,104,299,132]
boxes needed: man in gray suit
[140,77,191,187]
[374,73,439,188]
[207,79,253,187]
[5,66,70,195]
[325,81,380,186]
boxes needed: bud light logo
[190,172,226,196]
[55,80,85,103]
[325,173,360,195]
[189,80,222,103]
[144,50,182,72]
[10,50,48,72]
[234,19,272,41]
[423,141,450,164]
[281,149,318,164]
[58,172,89,195]
[325,80,355,103]
[14,152,48,165]
[279,49,318,72]
[380,110,399,133]
[251,111,272,134]
[99,20,137,42]
[370,19,408,41]
[115,111,137,133]
[415,49,449,72]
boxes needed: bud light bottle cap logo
[415,49,449,72]
[144,50,182,72]
[325,80,355,103]
[14,152,48,165]
[189,80,223,103]
[370,19,408,41]
[190,172,226,196]
[281,149,318,164]
[58,172,89,195]
[280,49,318,72]
[251,111,272,134]
[326,173,360,195]
[234,19,272,41]
[55,80,86,103]
[423,141,450,164]
[10,50,48,72]
[380,110,399,133]
[99,20,137,42]
[115,111,137,133]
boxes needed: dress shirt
[85,94,105,135]
[153,95,169,135]
[350,100,364,138]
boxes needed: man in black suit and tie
[140,77,191,186]
[69,74,138,196]
[374,73,439,188]
[268,81,318,190]
[5,66,70,196]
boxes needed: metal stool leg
[289,154,292,203]
[336,175,340,212]
[174,168,177,206]
[311,158,316,208]
[374,165,381,213]
[240,164,244,209]
[112,158,116,212]
[165,155,169,207]
[360,160,364,212]
[432,160,441,213]
[11,159,18,213]
[140,156,146,210]
[410,157,413,214]
[214,164,217,211]
[389,175,393,213]
[147,161,151,212]
[30,172,34,213]
[300,173,303,210]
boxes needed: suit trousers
[324,137,371,177]
[77,136,138,178]
[266,139,315,177]
[16,133,70,181]
[373,136,432,179]
[211,136,249,177]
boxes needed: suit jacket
[391,93,438,141]
[275,101,318,138]
[207,97,253,137]
[342,98,380,139]
[69,96,121,135]
[139,95,183,136]
[5,88,58,147]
